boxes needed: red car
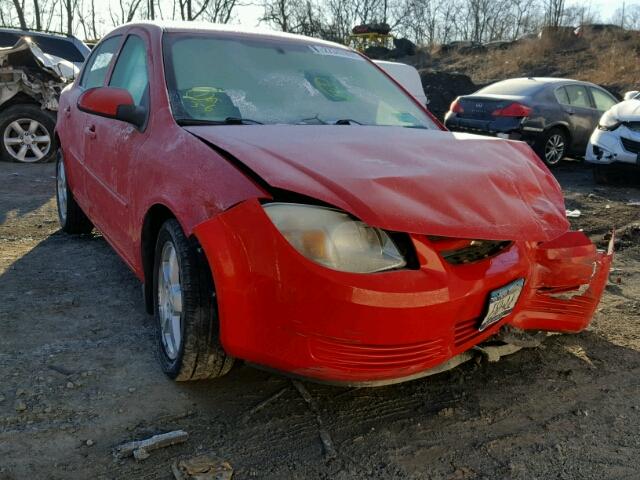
[55,22,612,385]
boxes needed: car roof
[504,77,599,87]
[115,21,350,50]
[0,27,79,40]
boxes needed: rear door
[555,85,595,151]
[82,30,151,267]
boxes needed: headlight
[598,112,621,131]
[263,203,407,273]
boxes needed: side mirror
[78,87,146,128]
[623,90,639,101]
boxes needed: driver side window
[109,35,149,108]
[80,35,121,89]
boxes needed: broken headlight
[263,203,406,273]
[598,112,621,131]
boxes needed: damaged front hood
[186,125,569,242]
[0,37,72,111]
[607,99,640,122]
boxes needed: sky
[566,0,634,18]
[234,0,637,29]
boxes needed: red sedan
[55,22,612,385]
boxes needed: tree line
[2,0,640,44]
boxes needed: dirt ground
[0,160,638,480]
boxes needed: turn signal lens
[263,203,406,273]
[492,103,532,117]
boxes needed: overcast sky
[230,0,637,28]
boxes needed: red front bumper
[194,199,613,385]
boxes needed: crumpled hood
[606,99,640,122]
[186,125,569,242]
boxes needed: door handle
[64,106,71,118]
[85,125,96,139]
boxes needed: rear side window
[109,35,149,107]
[0,31,20,47]
[564,85,591,108]
[590,88,617,111]
[30,35,86,62]
[554,87,570,105]
[80,35,121,89]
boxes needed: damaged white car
[586,90,640,180]
[0,36,82,163]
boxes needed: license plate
[479,279,525,331]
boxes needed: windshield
[163,33,436,128]
[476,79,544,96]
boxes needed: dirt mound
[418,71,478,120]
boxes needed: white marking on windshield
[308,45,363,61]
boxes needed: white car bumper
[585,126,640,165]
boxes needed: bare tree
[544,0,565,27]
[177,0,211,20]
[12,0,28,29]
[203,0,240,23]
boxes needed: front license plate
[479,279,525,331]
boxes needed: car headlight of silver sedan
[263,203,407,273]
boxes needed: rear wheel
[154,219,233,381]
[56,151,94,234]
[0,104,56,163]
[536,128,567,166]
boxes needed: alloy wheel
[3,118,51,162]
[544,134,565,165]
[158,242,184,360]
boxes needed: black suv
[444,77,618,166]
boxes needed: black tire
[0,104,57,163]
[56,150,94,234]
[153,219,233,381]
[535,127,568,167]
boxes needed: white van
[373,60,428,106]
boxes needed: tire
[0,104,57,163]
[153,219,233,381]
[535,128,568,167]
[56,150,94,234]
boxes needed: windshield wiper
[175,117,263,126]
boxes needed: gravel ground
[0,161,638,480]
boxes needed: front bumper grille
[435,239,512,265]
[621,137,640,154]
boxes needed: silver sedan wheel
[3,118,51,163]
[545,134,565,165]
[158,242,183,360]
[57,159,67,224]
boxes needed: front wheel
[0,104,57,163]
[154,219,233,381]
[536,128,567,166]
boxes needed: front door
[68,34,122,207]
[82,31,151,268]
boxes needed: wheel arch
[545,122,572,145]
[141,204,178,314]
